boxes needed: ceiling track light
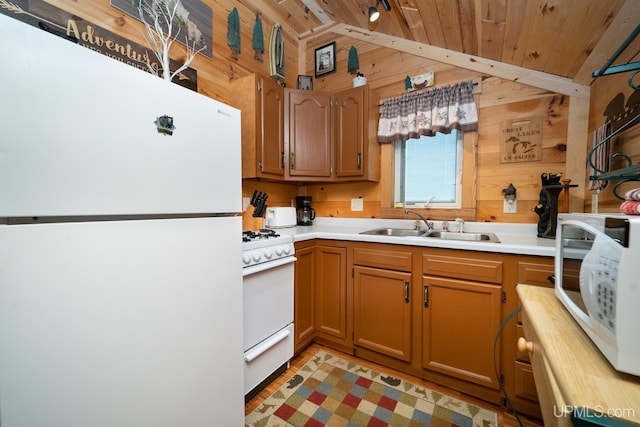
[368,0,391,23]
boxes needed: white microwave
[555,213,640,376]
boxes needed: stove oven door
[242,256,295,395]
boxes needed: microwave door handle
[555,219,603,262]
[559,219,605,237]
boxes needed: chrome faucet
[405,209,434,231]
[454,217,465,233]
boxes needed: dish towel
[587,122,612,191]
[620,188,640,215]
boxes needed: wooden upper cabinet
[230,74,284,179]
[284,89,333,180]
[335,86,367,179]
[283,86,379,182]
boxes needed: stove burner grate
[242,229,281,242]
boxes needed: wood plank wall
[38,1,639,228]
[586,34,640,213]
[301,32,572,223]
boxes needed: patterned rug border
[245,350,498,426]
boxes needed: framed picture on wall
[297,75,313,90]
[314,42,336,77]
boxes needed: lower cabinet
[293,240,555,417]
[293,241,350,354]
[352,245,414,363]
[353,266,412,362]
[314,244,349,348]
[421,276,502,389]
[294,242,315,353]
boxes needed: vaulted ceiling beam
[331,23,589,98]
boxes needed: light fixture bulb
[368,6,380,22]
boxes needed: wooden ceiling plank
[565,0,625,79]
[332,23,589,97]
[458,0,478,56]
[520,0,575,73]
[398,0,431,44]
[573,0,638,85]
[479,0,507,61]
[500,0,535,66]
[435,0,464,52]
[545,0,621,79]
[416,0,447,48]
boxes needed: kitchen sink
[360,227,426,237]
[423,231,500,243]
[360,228,500,243]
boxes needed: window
[394,130,463,208]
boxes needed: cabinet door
[335,86,367,179]
[285,89,332,179]
[230,74,283,180]
[294,245,315,353]
[422,276,502,389]
[315,246,348,343]
[354,266,412,362]
[260,77,285,177]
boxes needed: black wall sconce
[368,0,391,22]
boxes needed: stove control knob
[251,251,261,262]
[275,246,284,256]
[264,248,273,259]
[242,253,251,265]
[283,244,292,255]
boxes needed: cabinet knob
[517,337,533,354]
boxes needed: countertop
[517,285,640,425]
[271,217,557,256]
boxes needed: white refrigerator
[0,14,244,427]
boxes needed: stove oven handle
[244,328,291,363]
[242,255,296,277]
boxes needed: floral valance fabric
[377,80,478,143]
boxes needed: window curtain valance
[377,80,478,143]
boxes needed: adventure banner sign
[0,0,197,91]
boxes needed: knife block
[243,206,265,231]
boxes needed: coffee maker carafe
[296,196,316,226]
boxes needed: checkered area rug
[245,351,498,426]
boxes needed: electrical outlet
[351,198,364,211]
[242,197,250,212]
[503,199,517,214]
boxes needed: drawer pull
[517,337,533,354]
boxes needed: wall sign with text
[500,116,542,163]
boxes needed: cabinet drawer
[353,247,412,272]
[517,260,554,287]
[514,361,538,402]
[423,254,503,284]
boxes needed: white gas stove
[242,229,294,269]
[241,229,295,400]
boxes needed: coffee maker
[296,196,316,226]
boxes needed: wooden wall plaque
[500,116,542,163]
